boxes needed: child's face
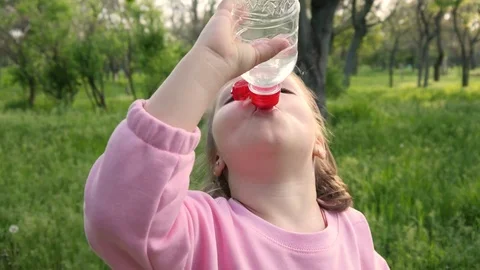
[211,75,318,169]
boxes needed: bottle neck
[248,84,280,110]
[248,84,280,95]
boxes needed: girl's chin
[234,131,291,150]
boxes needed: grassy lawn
[1,69,479,269]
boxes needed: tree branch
[361,0,374,19]
[452,1,465,48]
[418,0,429,35]
[351,0,357,26]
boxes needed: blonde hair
[202,73,352,212]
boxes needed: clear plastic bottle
[232,0,300,105]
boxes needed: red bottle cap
[231,80,250,101]
[230,79,280,110]
[249,84,280,110]
[249,90,280,110]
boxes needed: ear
[313,138,326,160]
[213,156,226,177]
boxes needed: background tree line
[0,0,479,116]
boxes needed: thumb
[238,38,291,74]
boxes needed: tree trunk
[124,41,137,100]
[343,0,375,87]
[352,53,359,75]
[88,76,107,109]
[452,5,470,88]
[423,42,431,88]
[442,55,448,75]
[389,37,399,88]
[343,28,366,87]
[433,11,444,82]
[82,78,96,109]
[417,43,424,87]
[98,91,106,109]
[462,46,471,87]
[27,77,36,107]
[190,0,201,42]
[125,71,137,100]
[461,58,469,87]
[298,0,339,119]
[433,48,444,81]
[471,45,477,70]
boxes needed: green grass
[1,68,479,269]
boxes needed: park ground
[1,68,479,269]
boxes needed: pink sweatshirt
[84,100,390,270]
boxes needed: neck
[228,158,326,233]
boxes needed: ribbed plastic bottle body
[233,0,300,89]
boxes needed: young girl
[83,0,389,269]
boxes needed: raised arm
[83,1,288,268]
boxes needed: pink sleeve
[374,251,390,269]
[83,100,201,269]
[347,209,390,270]
[358,223,390,269]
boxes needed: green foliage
[40,46,80,105]
[358,25,387,67]
[35,0,81,105]
[1,70,479,269]
[122,0,185,98]
[141,42,186,97]
[327,71,480,269]
[0,0,82,106]
[325,63,346,99]
[0,0,41,100]
[0,0,184,108]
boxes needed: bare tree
[168,0,217,45]
[415,0,441,88]
[452,0,480,87]
[118,7,138,101]
[343,0,397,87]
[468,12,480,69]
[0,5,37,107]
[331,1,354,55]
[470,39,479,70]
[297,0,341,119]
[433,7,445,81]
[190,0,201,42]
[384,2,411,88]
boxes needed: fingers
[217,0,234,13]
[251,38,291,67]
[215,0,235,25]
[235,38,290,77]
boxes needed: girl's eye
[223,96,234,105]
[281,88,295,94]
[224,88,294,106]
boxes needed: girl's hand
[145,0,289,132]
[193,0,290,82]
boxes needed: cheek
[211,106,243,150]
[284,98,317,132]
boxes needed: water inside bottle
[241,41,298,89]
